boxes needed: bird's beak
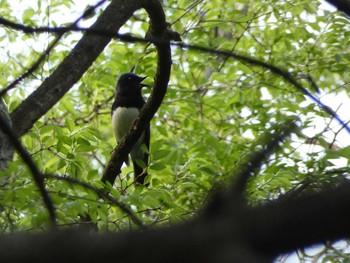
[139,76,151,88]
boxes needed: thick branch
[1,182,350,262]
[10,0,143,137]
[245,182,350,256]
[0,100,14,170]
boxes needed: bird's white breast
[112,107,144,143]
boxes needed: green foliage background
[0,0,350,258]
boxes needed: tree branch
[202,121,297,219]
[245,182,350,256]
[230,121,296,197]
[1,182,350,262]
[0,113,56,228]
[173,42,350,135]
[0,100,14,171]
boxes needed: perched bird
[111,73,150,185]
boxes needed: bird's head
[116,73,148,95]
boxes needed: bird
[111,73,150,185]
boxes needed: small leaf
[75,144,96,153]
[150,162,166,171]
[65,119,75,132]
[153,149,171,160]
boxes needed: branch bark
[1,182,350,262]
[0,99,14,171]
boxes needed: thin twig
[44,174,146,229]
[0,0,107,97]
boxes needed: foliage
[0,0,350,260]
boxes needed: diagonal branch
[0,115,56,228]
[0,100,14,171]
[173,43,350,135]
[230,121,297,197]
[202,121,297,217]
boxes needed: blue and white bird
[111,73,150,185]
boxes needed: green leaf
[150,162,166,171]
[152,149,171,161]
[65,119,75,132]
[75,144,96,153]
